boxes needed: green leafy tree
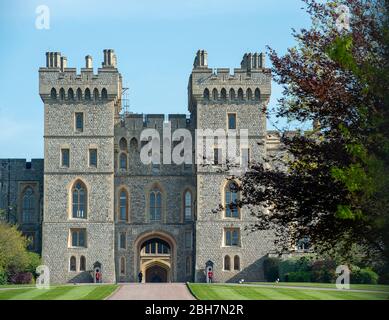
[0,222,41,283]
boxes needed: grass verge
[188,283,389,300]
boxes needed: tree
[0,222,41,282]
[236,0,389,272]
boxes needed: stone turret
[193,50,208,69]
[39,50,122,110]
[103,49,117,68]
[241,52,266,70]
[45,52,62,68]
[188,50,271,112]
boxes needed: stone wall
[190,51,275,282]
[0,49,284,284]
[40,51,119,284]
[0,159,44,253]
[113,116,196,282]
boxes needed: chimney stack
[54,52,61,68]
[103,49,116,68]
[193,50,208,69]
[85,55,93,69]
[60,56,67,71]
[45,51,62,68]
[259,52,265,68]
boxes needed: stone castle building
[0,49,285,284]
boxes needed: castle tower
[188,50,274,282]
[39,50,122,283]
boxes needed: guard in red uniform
[207,270,213,283]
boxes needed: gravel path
[107,283,196,300]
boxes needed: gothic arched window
[238,88,244,101]
[119,138,127,151]
[150,189,162,221]
[184,190,192,221]
[221,88,227,101]
[72,181,87,219]
[130,138,138,151]
[119,189,128,221]
[70,256,76,271]
[50,88,57,99]
[59,88,65,100]
[225,181,239,218]
[224,255,231,271]
[229,88,235,100]
[120,257,125,275]
[85,88,91,100]
[234,255,240,270]
[246,88,253,100]
[203,88,210,101]
[77,88,82,100]
[80,256,86,271]
[212,88,218,100]
[141,238,170,254]
[255,88,261,101]
[93,88,99,101]
[22,187,34,223]
[101,88,108,100]
[68,88,74,101]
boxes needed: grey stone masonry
[40,50,121,284]
[2,49,286,284]
[189,50,275,282]
[0,159,44,253]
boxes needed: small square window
[89,149,97,167]
[75,113,84,132]
[70,229,87,247]
[228,114,236,130]
[61,149,69,167]
[225,228,240,247]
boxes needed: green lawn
[0,284,118,300]
[247,282,389,292]
[188,283,389,300]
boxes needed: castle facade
[0,49,282,284]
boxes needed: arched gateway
[135,232,176,283]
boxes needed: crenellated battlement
[189,50,271,112]
[39,50,122,104]
[0,159,44,174]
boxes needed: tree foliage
[236,0,389,268]
[0,222,41,282]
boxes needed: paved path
[107,283,196,300]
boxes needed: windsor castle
[0,49,289,284]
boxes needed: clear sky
[0,0,311,159]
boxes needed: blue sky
[0,0,311,159]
